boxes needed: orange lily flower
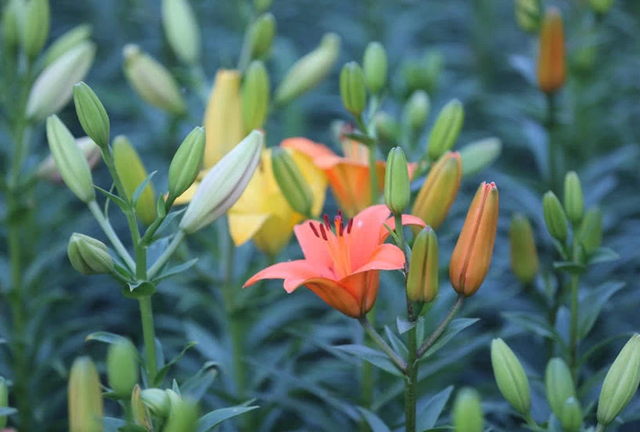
[244,205,425,318]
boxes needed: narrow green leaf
[152,258,199,284]
[153,341,198,386]
[357,407,391,432]
[553,261,587,275]
[502,312,564,346]
[334,345,404,377]
[578,281,625,339]
[122,281,156,299]
[196,406,260,432]
[384,326,408,359]
[95,184,129,212]
[85,331,127,345]
[131,170,157,208]
[419,318,479,361]
[397,317,418,334]
[587,247,619,265]
[416,386,454,430]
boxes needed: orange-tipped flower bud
[450,182,499,296]
[412,151,462,229]
[537,8,565,94]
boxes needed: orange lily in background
[244,205,425,318]
[537,7,565,94]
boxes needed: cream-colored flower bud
[43,24,92,66]
[162,0,201,65]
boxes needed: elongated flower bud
[543,191,568,243]
[453,388,483,432]
[107,338,139,398]
[597,334,640,426]
[168,127,205,202]
[363,41,387,94]
[131,385,152,429]
[340,62,367,117]
[427,99,464,161]
[374,112,400,144]
[560,397,582,432]
[274,33,340,106]
[203,69,244,168]
[491,338,531,416]
[123,44,186,115]
[46,115,95,203]
[26,41,96,121]
[537,8,565,94]
[162,0,201,65]
[180,130,264,233]
[20,0,49,59]
[68,233,113,275]
[564,171,584,225]
[43,24,92,66]
[404,90,430,132]
[412,152,462,229]
[2,0,24,54]
[249,13,276,59]
[141,388,171,418]
[579,207,602,254]
[545,358,576,420]
[38,136,100,183]
[113,135,157,226]
[510,213,538,284]
[407,227,439,303]
[74,82,110,149]
[588,0,615,14]
[515,0,541,33]
[384,147,410,215]
[68,357,103,432]
[450,182,499,296]
[272,148,313,216]
[242,61,270,132]
[459,137,502,177]
[163,399,199,432]
[255,0,273,12]
[0,377,7,429]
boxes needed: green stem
[569,273,580,377]
[138,297,158,383]
[358,316,407,373]
[87,201,136,271]
[595,423,606,432]
[524,412,538,428]
[404,326,418,432]
[416,295,464,359]
[546,92,560,194]
[147,230,186,279]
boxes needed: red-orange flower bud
[537,7,565,94]
[449,182,499,296]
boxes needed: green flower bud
[74,82,110,149]
[374,112,400,144]
[68,357,103,432]
[453,388,484,432]
[168,127,205,203]
[406,227,439,303]
[2,0,25,54]
[43,24,92,66]
[123,44,186,115]
[274,33,340,106]
[459,137,502,177]
[0,377,8,429]
[20,0,49,59]
[241,60,270,132]
[340,62,367,117]
[68,233,113,276]
[272,148,313,216]
[180,130,264,233]
[597,334,640,426]
[131,384,152,430]
[165,389,182,414]
[515,0,541,33]
[588,0,615,14]
[579,207,602,254]
[107,338,139,398]
[545,358,576,420]
[46,115,95,203]
[543,191,569,243]
[403,90,430,131]
[427,99,464,161]
[509,213,539,284]
[560,397,582,432]
[26,41,96,121]
[491,338,531,416]
[363,42,387,94]
[113,135,157,226]
[249,13,276,59]
[563,171,584,225]
[162,0,201,65]
[38,136,100,183]
[402,51,444,96]
[163,398,199,432]
[141,388,171,418]
[254,0,273,12]
[384,147,410,215]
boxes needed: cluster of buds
[545,358,582,431]
[339,41,388,118]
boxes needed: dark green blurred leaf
[553,261,587,275]
[152,257,198,284]
[419,318,479,361]
[578,281,625,340]
[357,407,391,432]
[416,385,453,431]
[334,344,404,377]
[197,406,260,431]
[587,247,619,265]
[153,341,197,386]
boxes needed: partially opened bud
[340,62,367,117]
[255,0,273,12]
[242,61,270,132]
[74,82,110,149]
[68,233,113,275]
[163,398,199,432]
[588,0,615,14]
[515,0,541,33]
[384,147,410,215]
[459,137,502,177]
[113,135,157,226]
[180,130,264,233]
[543,191,568,243]
[2,0,24,54]
[272,148,313,216]
[123,44,186,115]
[131,385,152,429]
[579,207,602,254]
[46,115,95,203]
[68,357,103,432]
[564,171,584,225]
[453,388,483,432]
[545,358,576,420]
[412,152,462,229]
[20,0,49,59]
[374,112,400,144]
[249,13,276,59]
[162,0,201,65]
[26,41,96,121]
[0,377,7,429]
[168,127,205,202]
[597,334,640,426]
[403,90,430,131]
[510,213,538,284]
[141,389,171,418]
[491,338,531,416]
[560,398,582,432]
[38,136,101,183]
[427,99,464,161]
[537,8,565,94]
[107,338,139,398]
[406,227,439,303]
[363,41,387,94]
[43,24,92,66]
[274,33,340,106]
[450,182,499,296]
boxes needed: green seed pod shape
[272,148,314,216]
[363,41,387,94]
[427,99,464,161]
[340,62,367,117]
[579,207,602,254]
[542,191,568,243]
[68,357,103,432]
[491,338,531,416]
[406,227,439,303]
[384,147,410,215]
[563,171,584,225]
[74,82,110,149]
[107,338,139,398]
[545,357,576,420]
[168,127,205,201]
[509,213,539,284]
[242,61,270,132]
[453,387,484,432]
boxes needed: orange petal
[337,271,380,317]
[293,221,334,268]
[380,214,426,242]
[244,260,326,293]
[303,277,363,318]
[281,138,336,160]
[351,244,405,275]
[348,205,393,269]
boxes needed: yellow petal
[229,211,271,246]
